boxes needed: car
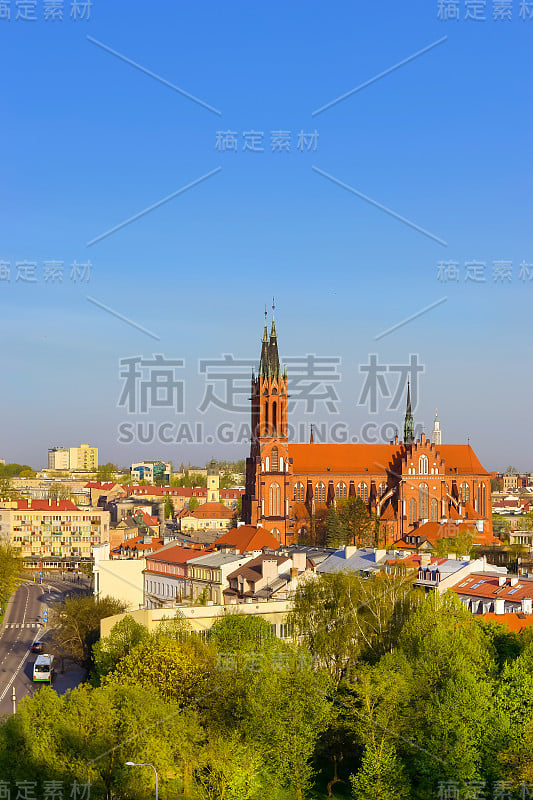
[31,642,44,654]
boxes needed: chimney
[394,435,399,445]
[522,598,532,614]
[494,598,505,615]
[420,553,431,566]
[373,549,386,563]
[261,559,278,584]
[498,576,506,586]
[291,551,306,572]
[344,546,358,559]
[510,577,518,587]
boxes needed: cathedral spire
[269,299,280,378]
[432,408,442,445]
[310,423,314,444]
[403,380,414,446]
[259,308,270,377]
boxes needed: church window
[336,481,347,498]
[430,498,438,522]
[271,527,281,542]
[280,457,284,472]
[419,483,429,519]
[478,483,486,516]
[264,402,269,436]
[459,482,470,502]
[357,482,368,501]
[378,482,387,497]
[272,401,277,434]
[409,498,417,525]
[419,455,429,475]
[271,447,279,472]
[265,457,270,472]
[269,482,281,517]
[316,482,326,503]
[293,482,305,503]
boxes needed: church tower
[432,409,442,445]
[403,381,414,446]
[243,305,290,542]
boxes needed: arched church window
[357,482,368,501]
[293,482,305,503]
[272,401,277,434]
[459,482,470,502]
[336,481,347,498]
[419,455,428,475]
[378,482,387,497]
[316,482,326,503]
[269,482,281,517]
[419,483,429,519]
[478,483,486,516]
[430,498,438,522]
[271,447,279,472]
[409,498,417,525]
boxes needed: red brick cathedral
[243,312,493,547]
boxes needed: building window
[460,482,470,503]
[336,481,347,498]
[430,498,438,522]
[315,482,326,503]
[357,482,368,502]
[419,455,428,475]
[409,498,417,525]
[378,482,387,497]
[419,483,429,519]
[271,527,280,541]
[478,483,486,516]
[271,447,279,472]
[269,482,281,517]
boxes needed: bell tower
[243,304,290,543]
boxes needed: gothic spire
[259,308,270,378]
[269,299,280,378]
[404,380,414,446]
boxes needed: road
[0,576,89,717]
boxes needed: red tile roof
[214,525,281,553]
[478,612,533,634]
[8,499,79,511]
[189,502,234,520]
[288,443,489,476]
[450,573,533,602]
[146,545,204,566]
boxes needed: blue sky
[1,0,531,471]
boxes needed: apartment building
[0,499,110,568]
[48,444,98,471]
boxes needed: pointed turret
[403,381,414,446]
[268,299,280,378]
[259,309,270,378]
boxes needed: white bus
[32,654,54,683]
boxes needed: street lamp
[125,762,159,800]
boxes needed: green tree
[208,612,275,652]
[491,477,503,492]
[19,468,36,478]
[163,493,174,519]
[49,594,127,668]
[0,544,21,615]
[106,630,214,705]
[48,482,74,501]
[338,496,374,547]
[95,463,118,482]
[230,496,242,528]
[325,505,347,548]
[189,496,199,512]
[220,472,237,489]
[0,682,204,798]
[433,529,474,557]
[92,614,150,681]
